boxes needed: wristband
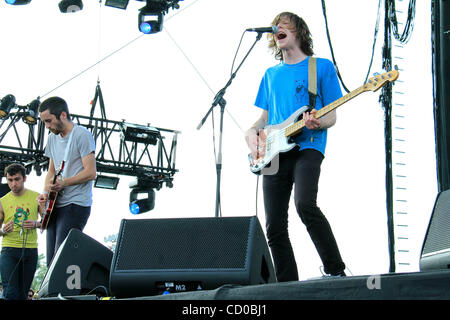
[1,226,5,234]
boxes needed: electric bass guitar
[249,69,399,174]
[40,161,65,232]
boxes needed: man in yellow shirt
[0,163,43,300]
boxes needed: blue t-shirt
[254,56,342,155]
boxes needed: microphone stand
[197,32,264,218]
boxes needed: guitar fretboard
[285,85,366,137]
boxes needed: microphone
[246,26,279,34]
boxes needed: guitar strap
[62,124,76,178]
[308,56,317,109]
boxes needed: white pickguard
[249,106,310,174]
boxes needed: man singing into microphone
[245,12,346,281]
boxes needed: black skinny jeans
[46,203,90,267]
[0,247,38,300]
[263,148,345,281]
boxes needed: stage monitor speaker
[420,189,450,271]
[109,216,275,298]
[38,229,113,298]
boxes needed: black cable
[255,174,260,218]
[364,0,383,83]
[387,0,416,44]
[321,0,350,93]
[379,0,416,273]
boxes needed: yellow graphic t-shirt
[1,189,40,248]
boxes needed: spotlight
[58,0,83,13]
[23,98,40,125]
[0,94,16,119]
[138,11,163,34]
[5,0,31,5]
[121,122,159,144]
[129,188,155,214]
[94,174,120,190]
[104,0,129,10]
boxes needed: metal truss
[0,85,179,190]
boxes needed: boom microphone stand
[197,32,264,218]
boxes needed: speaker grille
[113,217,251,271]
[422,189,450,255]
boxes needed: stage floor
[118,269,450,300]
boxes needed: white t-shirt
[44,124,96,207]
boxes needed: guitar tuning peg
[394,65,399,70]
[373,72,380,76]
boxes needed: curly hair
[268,12,314,60]
[4,163,26,178]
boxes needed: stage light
[138,11,163,34]
[129,188,155,214]
[5,0,31,5]
[121,122,159,144]
[0,94,16,119]
[105,0,129,10]
[23,98,40,125]
[94,174,120,190]
[58,0,83,13]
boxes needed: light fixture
[120,122,159,144]
[138,11,163,34]
[129,188,155,214]
[0,94,16,119]
[94,174,120,190]
[5,0,31,5]
[58,0,83,13]
[104,0,129,10]
[23,98,40,125]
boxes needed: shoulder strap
[62,124,76,178]
[308,56,317,109]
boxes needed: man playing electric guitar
[37,97,96,267]
[245,12,346,281]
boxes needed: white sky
[0,0,437,280]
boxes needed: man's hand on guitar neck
[48,176,66,193]
[303,109,321,130]
[245,128,267,160]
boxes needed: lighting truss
[0,110,48,176]
[71,113,179,190]
[0,87,179,189]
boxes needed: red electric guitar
[40,161,65,232]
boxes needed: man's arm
[49,152,96,192]
[304,109,337,130]
[318,109,336,129]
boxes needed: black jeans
[263,148,345,281]
[46,203,90,267]
[0,247,38,300]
